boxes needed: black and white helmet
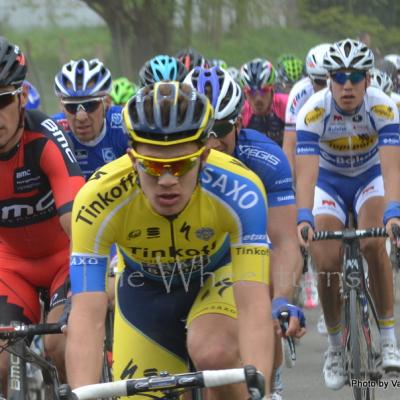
[369,68,393,95]
[306,43,330,80]
[240,58,275,89]
[323,38,374,72]
[55,58,112,98]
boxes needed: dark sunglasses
[62,97,103,114]
[331,71,366,85]
[312,78,327,87]
[209,121,235,138]
[0,87,22,109]
[244,85,273,96]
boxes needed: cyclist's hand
[272,297,306,338]
[386,218,400,247]
[297,222,313,248]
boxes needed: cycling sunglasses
[62,97,104,114]
[330,71,366,85]
[244,85,273,96]
[131,146,206,177]
[312,78,327,87]
[209,121,235,138]
[0,87,22,109]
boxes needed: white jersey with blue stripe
[296,86,400,177]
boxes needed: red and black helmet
[0,37,27,87]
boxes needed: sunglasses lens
[211,122,234,138]
[139,158,196,177]
[64,100,101,114]
[313,79,327,87]
[331,71,365,85]
[0,93,16,109]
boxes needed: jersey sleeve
[295,92,326,156]
[39,117,85,215]
[367,88,400,147]
[273,92,289,122]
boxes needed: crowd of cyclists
[1,33,400,400]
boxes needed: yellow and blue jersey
[70,150,270,293]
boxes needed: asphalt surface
[282,298,400,399]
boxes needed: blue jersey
[234,128,295,207]
[52,106,128,180]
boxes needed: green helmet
[111,77,138,105]
[277,54,304,85]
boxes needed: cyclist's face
[330,70,369,113]
[246,87,273,116]
[130,142,209,217]
[62,96,110,142]
[0,85,27,154]
[207,119,241,155]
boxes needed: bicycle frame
[0,322,63,399]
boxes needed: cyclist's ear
[20,84,29,108]
[201,147,211,164]
[104,94,112,109]
[365,72,371,89]
[236,116,243,132]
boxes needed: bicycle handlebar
[301,226,391,242]
[0,322,63,339]
[58,365,265,399]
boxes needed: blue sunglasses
[331,71,366,85]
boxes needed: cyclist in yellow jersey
[65,82,274,399]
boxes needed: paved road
[282,303,400,399]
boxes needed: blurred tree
[82,0,175,78]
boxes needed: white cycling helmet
[227,66,240,82]
[384,54,400,70]
[305,43,330,80]
[55,58,112,98]
[184,66,244,121]
[323,38,374,72]
[369,68,393,95]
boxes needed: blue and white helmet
[23,80,41,109]
[54,58,112,97]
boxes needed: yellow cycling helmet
[123,81,214,146]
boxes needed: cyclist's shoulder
[391,92,400,110]
[51,111,70,132]
[296,88,329,128]
[287,77,314,107]
[202,150,267,201]
[366,86,399,122]
[237,128,285,157]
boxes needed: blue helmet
[23,80,41,109]
[184,66,244,121]
[54,58,112,98]
[138,55,187,87]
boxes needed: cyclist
[384,54,400,93]
[53,58,128,180]
[375,60,400,110]
[110,77,138,106]
[0,38,85,389]
[138,54,187,87]
[175,47,208,71]
[184,66,305,400]
[240,58,288,147]
[275,54,304,94]
[283,43,330,178]
[296,38,400,390]
[23,80,41,110]
[65,82,274,399]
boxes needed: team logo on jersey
[111,113,122,127]
[352,114,362,122]
[305,107,324,125]
[128,229,141,239]
[371,105,394,120]
[195,227,215,241]
[326,134,377,151]
[102,147,116,162]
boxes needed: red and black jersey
[0,110,85,258]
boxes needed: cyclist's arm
[234,281,273,395]
[282,127,296,179]
[66,292,108,387]
[295,153,319,209]
[59,213,72,237]
[380,145,400,202]
[269,204,302,299]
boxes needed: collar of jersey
[333,99,363,117]
[73,119,107,147]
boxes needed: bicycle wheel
[348,289,375,400]
[282,337,296,368]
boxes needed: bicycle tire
[348,289,374,400]
[282,337,296,368]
